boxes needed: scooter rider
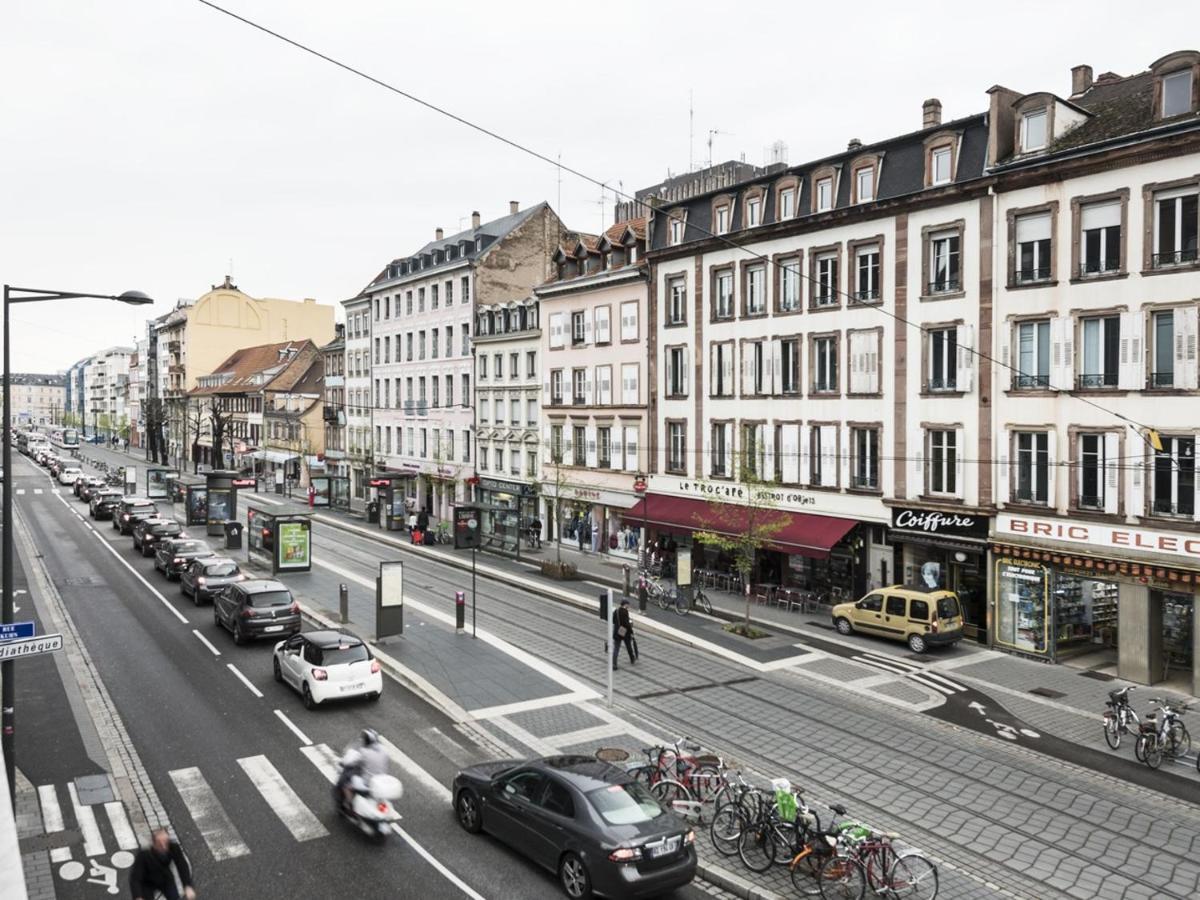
[337,729,388,813]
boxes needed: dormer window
[816,177,833,212]
[1021,108,1047,152]
[669,216,684,246]
[628,245,638,264]
[779,187,796,220]
[715,205,730,235]
[931,148,951,185]
[855,168,874,203]
[746,197,761,227]
[1163,69,1194,117]
[475,237,483,252]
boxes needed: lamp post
[2,285,152,805]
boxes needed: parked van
[832,585,964,653]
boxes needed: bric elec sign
[996,514,1200,562]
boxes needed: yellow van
[832,586,964,653]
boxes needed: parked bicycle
[1102,686,1140,750]
[1136,697,1191,769]
[836,824,939,900]
[629,737,727,817]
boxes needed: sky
[0,0,1187,371]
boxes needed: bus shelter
[146,466,178,501]
[174,474,208,526]
[369,473,414,532]
[204,470,247,537]
[247,506,312,574]
[309,474,350,511]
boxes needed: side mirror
[502,782,516,797]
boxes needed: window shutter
[799,424,811,484]
[585,425,597,468]
[1049,316,1066,391]
[722,345,734,396]
[723,423,733,475]
[1130,440,1144,517]
[583,314,593,346]
[955,429,965,493]
[1118,311,1137,390]
[595,308,610,343]
[782,424,799,483]
[703,423,712,476]
[682,347,690,396]
[999,324,1011,376]
[1045,432,1057,509]
[847,332,863,394]
[763,423,775,481]
[912,430,925,497]
[997,433,1009,503]
[625,427,639,471]
[708,344,717,398]
[584,372,593,403]
[956,324,974,394]
[1180,305,1199,390]
[770,339,782,394]
[741,346,753,396]
[1103,432,1120,516]
[549,313,564,349]
[839,425,851,488]
[821,428,837,487]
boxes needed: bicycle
[1136,697,1191,769]
[838,827,939,900]
[630,737,727,811]
[1102,686,1140,750]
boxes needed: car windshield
[586,781,664,826]
[173,542,206,554]
[156,523,182,533]
[249,590,293,608]
[937,597,960,619]
[206,563,238,576]
[319,644,369,665]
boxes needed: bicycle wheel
[887,854,939,900]
[627,764,656,790]
[1166,722,1191,759]
[650,778,694,816]
[1103,713,1121,750]
[695,590,713,615]
[687,765,724,804]
[1144,738,1164,769]
[1134,734,1148,762]
[674,590,689,616]
[789,848,825,896]
[656,588,671,611]
[817,853,866,900]
[737,819,777,873]
[709,806,745,857]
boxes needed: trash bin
[223,520,243,550]
[367,500,380,524]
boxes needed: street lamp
[2,285,152,805]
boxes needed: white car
[57,467,82,485]
[272,630,382,709]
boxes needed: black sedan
[133,518,184,555]
[453,755,696,899]
[76,476,107,501]
[89,490,124,520]
[180,556,244,604]
[155,538,214,580]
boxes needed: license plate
[339,682,364,693]
[647,836,680,858]
[263,625,284,633]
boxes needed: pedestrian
[530,516,542,549]
[407,511,418,543]
[416,507,429,545]
[577,515,586,553]
[612,599,636,669]
[129,827,196,900]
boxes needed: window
[550,370,563,405]
[420,429,428,458]
[461,324,470,356]
[780,260,800,311]
[495,447,505,471]
[418,331,426,361]
[715,205,730,235]
[621,363,639,404]
[814,252,838,306]
[1014,431,1049,504]
[509,353,518,380]
[462,374,470,407]
[1153,188,1198,267]
[493,395,503,423]
[779,188,796,220]
[1078,434,1107,510]
[711,423,729,476]
[571,311,586,345]
[1152,436,1196,516]
[667,277,686,325]
[741,423,762,477]
[928,327,957,391]
[373,338,380,364]
[931,147,952,185]
[446,280,453,305]
[668,422,686,472]
[572,426,586,466]
[1015,212,1052,283]
[1016,320,1050,388]
[572,369,587,404]
[779,339,800,395]
[816,177,833,212]
[855,168,874,203]
[743,341,766,396]
[445,374,453,407]
[596,365,612,404]
[714,270,734,319]
[1079,315,1119,388]
[431,284,439,309]
[431,331,439,359]
[526,451,537,477]
[852,428,878,489]
[405,291,413,315]
[620,302,638,342]
[813,336,838,393]
[1021,108,1047,152]
[491,353,502,378]
[667,347,688,397]
[527,399,537,425]
[710,342,734,397]
[526,351,536,377]
[928,430,957,496]
[418,288,425,312]
[929,231,961,293]
[1163,69,1194,117]
[461,276,469,303]
[594,306,611,344]
[746,197,761,228]
[1153,310,1175,387]
[745,266,766,315]
[669,217,684,245]
[1081,201,1121,275]
[809,426,828,486]
[550,425,563,463]
[855,245,880,301]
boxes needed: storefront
[475,476,538,555]
[544,483,642,560]
[889,507,990,643]
[992,513,1200,693]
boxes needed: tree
[692,448,791,633]
[184,397,205,474]
[209,398,234,470]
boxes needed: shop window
[994,560,1050,655]
[1151,435,1195,517]
[1159,591,1194,680]
[1055,574,1119,653]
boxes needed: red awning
[624,494,856,559]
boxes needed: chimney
[922,98,942,129]
[509,200,519,214]
[1071,64,1093,96]
[847,138,863,151]
[435,227,443,240]
[471,211,481,229]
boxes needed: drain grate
[1028,686,1067,699]
[1078,669,1117,682]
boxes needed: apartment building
[84,346,134,439]
[535,219,650,556]
[320,326,347,483]
[342,295,373,498]
[361,201,565,524]
[3,374,66,427]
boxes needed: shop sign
[891,507,989,540]
[996,513,1200,564]
[672,478,817,508]
[478,477,537,497]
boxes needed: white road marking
[168,767,251,860]
[916,669,968,692]
[37,784,64,832]
[541,722,627,748]
[49,847,73,863]
[394,823,488,900]
[273,709,312,746]
[377,735,451,803]
[237,755,328,841]
[852,654,915,676]
[415,727,474,768]
[15,488,24,495]
[103,801,138,850]
[300,744,341,784]
[469,691,594,720]
[66,782,105,859]
[192,629,221,656]
[227,663,264,698]
[907,675,958,697]
[33,488,42,495]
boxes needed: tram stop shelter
[246,506,313,574]
[369,473,414,532]
[309,474,351,511]
[174,474,208,526]
[146,466,178,502]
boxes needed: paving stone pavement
[507,702,607,738]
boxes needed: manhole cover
[1078,670,1116,682]
[595,748,630,762]
[74,774,115,806]
[1028,687,1067,699]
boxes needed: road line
[168,767,251,860]
[15,488,24,495]
[858,651,919,671]
[917,670,968,692]
[394,824,488,900]
[468,691,593,720]
[33,488,42,495]
[852,655,915,676]
[907,675,958,696]
[273,709,312,746]
[49,847,72,863]
[37,784,64,832]
[377,735,451,803]
[66,782,105,859]
[300,744,341,784]
[227,663,264,698]
[192,629,221,656]
[104,801,139,850]
[237,755,328,841]
[415,727,474,768]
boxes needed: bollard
[339,583,349,624]
[455,590,466,633]
[623,564,631,599]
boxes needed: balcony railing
[851,473,878,489]
[1152,498,1195,516]
[1077,373,1118,389]
[323,405,343,422]
[1078,494,1104,510]
[1152,248,1199,268]
[1081,259,1121,276]
[926,376,958,392]
[1015,266,1052,284]
[927,278,961,294]
[852,288,881,303]
[1013,374,1050,389]
[1151,371,1175,388]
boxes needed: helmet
[361,728,379,747]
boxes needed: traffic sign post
[0,622,35,642]
[600,590,613,707]
[0,634,63,661]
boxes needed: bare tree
[185,397,205,474]
[209,398,234,470]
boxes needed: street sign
[0,633,63,661]
[0,622,35,642]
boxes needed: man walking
[130,828,195,900]
[612,599,636,669]
[530,515,542,549]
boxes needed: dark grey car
[154,538,214,580]
[181,556,244,605]
[114,498,159,534]
[133,518,184,555]
[213,579,300,645]
[90,489,124,520]
[452,755,697,899]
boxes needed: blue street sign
[0,622,35,641]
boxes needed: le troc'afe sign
[890,507,990,540]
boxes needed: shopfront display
[476,477,537,555]
[1054,574,1118,653]
[1158,591,1194,680]
[995,560,1050,655]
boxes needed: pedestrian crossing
[851,651,968,696]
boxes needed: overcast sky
[0,0,1186,371]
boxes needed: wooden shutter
[681,347,690,396]
[770,339,782,395]
[585,425,597,467]
[583,313,593,346]
[1045,432,1057,509]
[721,344,734,396]
[782,424,799,483]
[956,324,974,394]
[1180,304,1199,390]
[848,332,864,394]
[799,425,812,484]
[1049,316,1067,391]
[997,432,1009,503]
[1103,431,1120,515]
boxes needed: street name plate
[0,633,63,660]
[0,622,35,641]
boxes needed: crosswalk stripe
[908,674,959,696]
[37,785,64,832]
[33,488,42,495]
[916,670,967,692]
[66,783,105,859]
[417,727,474,768]
[49,847,73,863]
[379,735,451,803]
[169,767,251,861]
[15,488,25,496]
[104,801,139,850]
[852,655,914,676]
[300,744,341,785]
[238,755,328,842]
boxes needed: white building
[342,295,373,498]
[83,346,134,440]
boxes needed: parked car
[453,755,697,899]
[113,498,159,535]
[180,556,244,604]
[57,466,82,486]
[213,579,300,645]
[272,631,382,709]
[132,518,184,555]
[832,585,965,653]
[154,538,213,579]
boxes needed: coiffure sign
[891,507,989,540]
[996,513,1200,563]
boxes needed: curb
[696,861,786,900]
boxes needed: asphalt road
[11,454,712,900]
